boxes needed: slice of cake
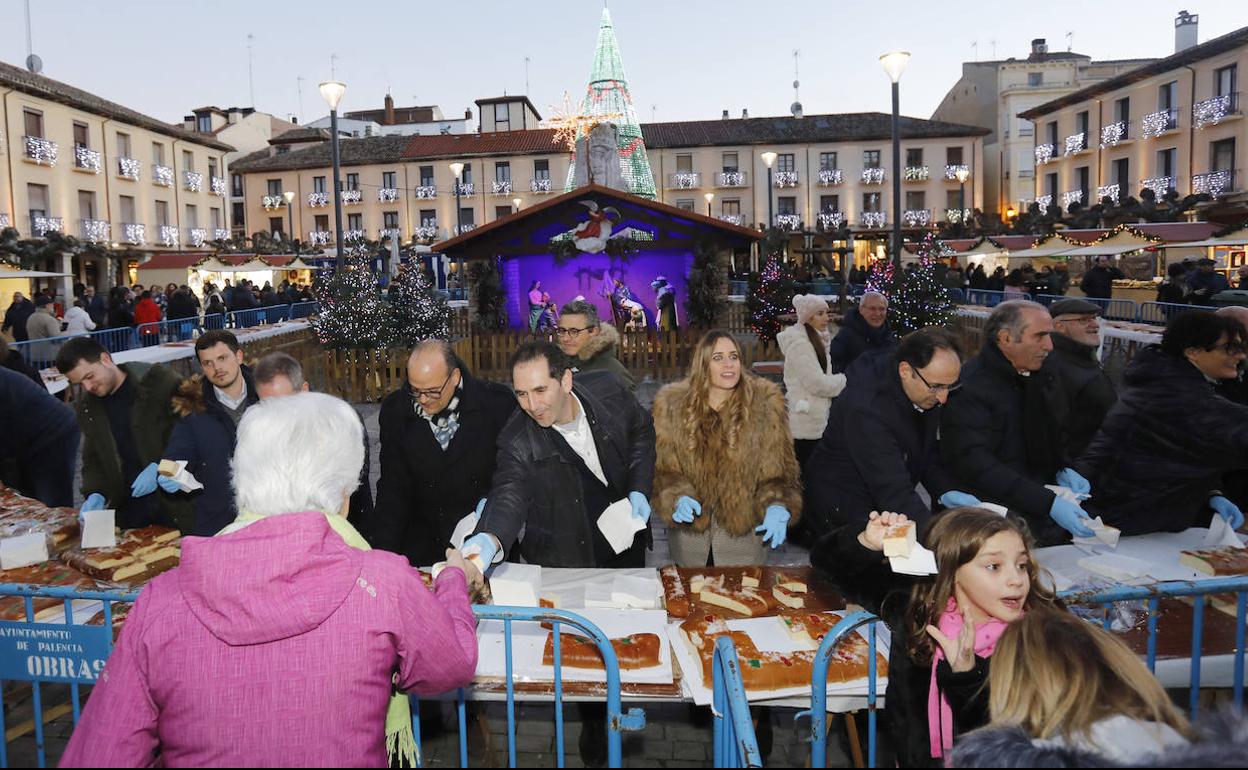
[1180,547,1248,576]
[882,521,917,558]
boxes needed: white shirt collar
[214,378,249,411]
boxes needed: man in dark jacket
[371,340,515,567]
[162,331,260,536]
[1078,256,1124,299]
[3,292,36,343]
[0,366,79,506]
[805,328,973,533]
[828,292,896,373]
[556,299,637,392]
[55,338,192,530]
[1186,257,1231,305]
[1047,298,1117,457]
[941,300,1095,544]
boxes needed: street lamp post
[880,51,911,269]
[704,192,715,217]
[760,151,777,228]
[282,190,295,252]
[449,162,465,236]
[955,165,970,236]
[512,196,522,213]
[319,80,347,272]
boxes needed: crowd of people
[2,262,1248,767]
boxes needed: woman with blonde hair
[652,329,802,566]
[950,610,1205,766]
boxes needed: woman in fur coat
[652,330,802,566]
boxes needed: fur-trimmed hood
[578,323,621,363]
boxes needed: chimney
[722,109,730,119]
[741,108,749,119]
[1030,38,1048,57]
[384,93,395,125]
[465,107,473,120]
[1175,10,1199,53]
[182,116,195,131]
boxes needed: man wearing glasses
[804,327,973,534]
[554,299,637,393]
[371,339,516,568]
[1047,298,1117,457]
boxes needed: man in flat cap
[1047,298,1116,457]
[1187,258,1230,306]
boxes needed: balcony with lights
[453,182,474,196]
[667,172,701,190]
[32,216,63,236]
[817,168,843,186]
[380,227,402,241]
[860,167,885,185]
[454,223,477,235]
[0,213,9,229]
[210,177,227,197]
[1193,93,1239,130]
[490,180,513,196]
[903,166,930,182]
[773,214,802,231]
[74,146,102,174]
[308,230,332,247]
[1095,183,1121,204]
[262,195,286,210]
[158,225,179,247]
[1035,194,1053,214]
[1140,176,1175,197]
[378,187,400,202]
[414,223,439,241]
[944,164,970,181]
[816,211,845,231]
[307,192,328,207]
[1192,169,1237,198]
[773,171,799,188]
[1099,121,1130,149]
[152,165,174,187]
[1060,189,1085,208]
[861,212,886,229]
[343,229,366,243]
[718,213,745,226]
[121,223,146,245]
[902,209,933,227]
[1062,133,1088,157]
[23,136,58,166]
[945,208,973,224]
[415,185,437,199]
[1141,109,1179,138]
[341,189,363,205]
[212,228,230,241]
[186,228,208,247]
[530,178,552,193]
[184,171,203,192]
[1034,144,1056,165]
[117,157,141,180]
[80,219,110,242]
[715,171,747,188]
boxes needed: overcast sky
[2,1,1245,128]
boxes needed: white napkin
[0,532,49,570]
[1046,484,1091,504]
[1072,517,1120,549]
[596,498,645,555]
[80,508,118,549]
[1078,553,1151,581]
[1204,515,1245,549]
[889,544,939,576]
[165,461,204,493]
[611,574,661,609]
[977,502,1009,517]
[448,510,480,549]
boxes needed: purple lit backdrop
[501,251,693,329]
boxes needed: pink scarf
[927,599,1010,759]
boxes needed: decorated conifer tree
[388,264,449,344]
[685,240,725,327]
[747,254,796,342]
[864,258,897,297]
[311,260,397,349]
[885,232,957,335]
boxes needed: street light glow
[318,80,346,111]
[760,151,777,169]
[449,162,465,179]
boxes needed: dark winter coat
[940,342,1068,544]
[1187,270,1230,305]
[805,349,954,533]
[2,349,44,388]
[949,707,1248,769]
[371,372,516,567]
[1077,345,1248,535]
[812,524,991,768]
[165,368,260,536]
[828,306,897,374]
[0,366,78,462]
[474,371,655,567]
[87,293,108,325]
[166,292,199,321]
[1079,265,1123,299]
[3,298,36,342]
[1047,333,1117,458]
[571,324,636,392]
[76,363,193,531]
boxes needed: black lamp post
[450,162,464,236]
[880,51,911,269]
[282,190,295,252]
[319,80,347,272]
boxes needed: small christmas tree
[864,258,897,297]
[886,233,957,335]
[388,264,449,344]
[469,258,509,332]
[312,260,397,349]
[685,240,725,327]
[747,255,796,342]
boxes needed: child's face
[954,531,1030,624]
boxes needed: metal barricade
[89,326,138,356]
[1137,301,1213,325]
[10,335,72,371]
[202,313,227,331]
[963,288,1030,307]
[1059,576,1248,719]
[799,610,882,769]
[711,635,762,768]
[227,308,266,329]
[946,288,966,304]
[289,301,320,319]
[1035,293,1138,321]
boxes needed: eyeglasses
[913,367,962,394]
[410,371,455,402]
[555,326,591,338]
[1212,342,1248,356]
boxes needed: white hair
[861,291,889,306]
[232,392,364,518]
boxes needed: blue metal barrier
[711,635,762,768]
[798,611,882,769]
[1137,301,1213,325]
[227,308,266,328]
[964,288,1031,307]
[289,301,319,319]
[947,288,966,303]
[1059,576,1248,720]
[1034,293,1138,321]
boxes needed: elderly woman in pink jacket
[60,392,478,768]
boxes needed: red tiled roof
[401,129,562,160]
[136,253,215,271]
[990,235,1044,250]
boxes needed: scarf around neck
[416,379,463,450]
[927,598,1011,759]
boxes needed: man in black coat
[2,292,36,343]
[941,300,1095,544]
[1078,256,1124,299]
[0,366,79,506]
[1046,299,1117,458]
[371,340,515,567]
[805,328,975,534]
[829,292,897,373]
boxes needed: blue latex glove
[462,533,499,569]
[157,474,181,493]
[131,462,160,498]
[1211,495,1245,529]
[672,495,702,524]
[1049,496,1095,538]
[80,493,106,515]
[755,505,791,549]
[474,497,488,517]
[628,491,651,524]
[938,490,982,508]
[1055,467,1091,497]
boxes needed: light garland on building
[122,223,145,245]
[774,213,801,230]
[454,223,477,235]
[1141,176,1174,197]
[341,189,363,205]
[1063,133,1087,156]
[118,157,141,180]
[1193,94,1231,129]
[673,172,699,190]
[490,180,513,195]
[33,216,63,236]
[309,230,331,246]
[1036,194,1052,214]
[153,165,174,187]
[944,164,969,181]
[453,182,474,196]
[862,211,886,228]
[1142,110,1176,138]
[719,213,745,226]
[1192,170,1233,197]
[903,209,932,227]
[773,170,798,188]
[307,192,328,207]
[414,225,438,240]
[530,178,552,193]
[1061,189,1084,207]
[210,177,227,196]
[818,168,843,186]
[213,228,230,241]
[379,227,402,240]
[82,219,109,242]
[904,166,930,182]
[1034,144,1055,165]
[415,185,438,199]
[343,228,366,242]
[1099,122,1127,148]
[184,171,203,192]
[159,225,179,247]
[378,188,399,202]
[24,136,58,166]
[262,195,285,210]
[74,146,102,173]
[0,213,10,229]
[717,171,745,187]
[188,228,207,247]
[945,208,973,223]
[861,167,885,185]
[1096,183,1120,203]
[817,211,844,230]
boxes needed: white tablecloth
[110,320,314,366]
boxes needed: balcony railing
[453,182,474,196]
[158,224,179,247]
[773,170,799,188]
[343,228,366,242]
[117,157,141,180]
[718,213,745,226]
[1192,169,1236,197]
[379,227,402,240]
[1095,183,1121,203]
[1060,189,1084,208]
[945,208,973,223]
[903,209,933,227]
[0,213,10,229]
[530,178,552,193]
[308,230,332,246]
[24,136,58,166]
[80,219,110,242]
[414,224,439,240]
[341,189,363,204]
[860,167,885,185]
[212,228,230,241]
[186,228,208,247]
[491,180,513,195]
[1100,121,1129,148]
[121,223,145,245]
[262,195,286,210]
[1034,144,1055,165]
[816,211,845,231]
[903,166,930,182]
[73,146,102,173]
[1063,132,1088,156]
[861,212,886,229]
[1193,93,1238,129]
[1142,109,1179,138]
[184,171,203,192]
[715,170,747,187]
[1035,194,1053,214]
[307,192,329,207]
[944,164,970,181]
[152,165,174,187]
[774,214,802,231]
[415,185,437,198]
[1140,176,1174,196]
[454,223,477,235]
[817,168,843,186]
[210,177,227,196]
[378,187,399,202]
[668,172,701,190]
[32,216,63,236]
